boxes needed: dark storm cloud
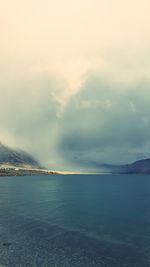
[57,76,150,169]
[1,71,150,171]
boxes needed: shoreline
[0,166,113,176]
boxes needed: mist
[1,0,150,170]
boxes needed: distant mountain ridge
[77,158,150,174]
[1,142,150,174]
[119,158,150,174]
[0,142,41,169]
[98,159,150,174]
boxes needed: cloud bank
[58,76,150,170]
[1,73,150,170]
[1,0,150,170]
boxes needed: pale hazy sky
[1,0,150,93]
[1,0,150,169]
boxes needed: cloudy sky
[1,0,150,170]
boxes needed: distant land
[0,142,42,169]
[75,159,150,174]
[97,159,150,174]
[1,142,150,176]
[0,142,57,176]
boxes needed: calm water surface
[0,174,150,266]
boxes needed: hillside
[0,142,41,169]
[120,159,150,174]
[77,158,150,174]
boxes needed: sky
[1,0,150,170]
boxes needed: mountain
[119,159,150,174]
[0,142,41,169]
[77,158,150,174]
[1,141,150,174]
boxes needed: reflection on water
[0,175,150,266]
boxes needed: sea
[0,174,150,267]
